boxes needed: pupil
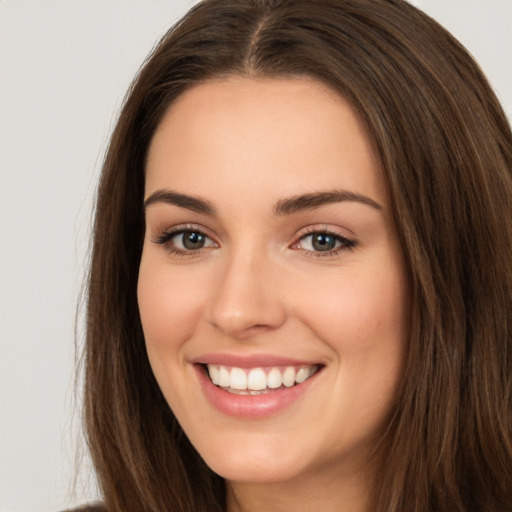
[312,233,335,251]
[183,231,205,250]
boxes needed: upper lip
[191,353,322,368]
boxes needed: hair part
[84,1,512,510]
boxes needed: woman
[82,0,512,511]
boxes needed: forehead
[145,77,385,208]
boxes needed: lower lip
[195,365,321,419]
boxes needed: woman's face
[138,77,409,489]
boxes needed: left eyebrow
[144,189,216,215]
[273,190,383,215]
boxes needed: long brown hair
[83,1,512,510]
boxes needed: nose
[205,249,286,340]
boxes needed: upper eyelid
[292,224,357,248]
[152,223,215,238]
[294,224,354,240]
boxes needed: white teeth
[208,365,220,385]
[247,368,267,390]
[206,364,318,391]
[218,366,230,387]
[230,367,247,390]
[282,367,296,387]
[295,366,313,383]
[267,367,282,389]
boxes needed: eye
[301,232,339,252]
[154,228,217,255]
[293,229,357,256]
[173,230,209,250]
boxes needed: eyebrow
[273,190,383,215]
[143,188,382,216]
[144,189,216,215]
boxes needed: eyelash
[153,225,218,258]
[152,225,357,258]
[293,227,357,258]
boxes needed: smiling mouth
[204,364,321,396]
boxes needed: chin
[192,430,309,484]
[208,455,303,484]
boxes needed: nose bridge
[206,241,285,338]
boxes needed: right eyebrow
[144,189,216,215]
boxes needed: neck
[226,464,371,512]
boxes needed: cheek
[295,256,409,412]
[137,254,206,357]
[298,266,407,346]
[306,263,407,429]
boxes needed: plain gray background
[1,1,511,511]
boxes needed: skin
[138,77,409,512]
